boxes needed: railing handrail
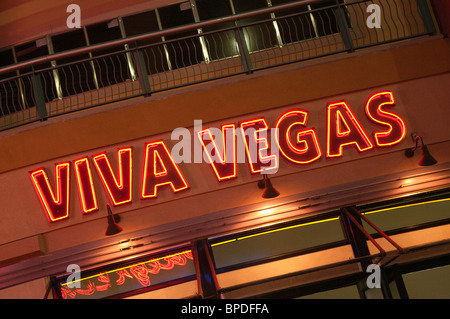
[0,0,328,75]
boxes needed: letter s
[365,91,406,147]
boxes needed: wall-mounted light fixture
[404,132,437,166]
[105,204,123,236]
[258,174,280,199]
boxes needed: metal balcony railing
[0,0,436,131]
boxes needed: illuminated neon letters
[30,90,407,222]
[240,118,278,174]
[141,140,190,199]
[93,147,133,206]
[326,100,374,157]
[197,124,237,181]
[275,109,322,164]
[74,157,98,214]
[30,163,71,222]
[365,91,406,147]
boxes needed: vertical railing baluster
[234,26,253,74]
[416,0,436,35]
[133,49,152,96]
[334,0,354,52]
[32,70,48,121]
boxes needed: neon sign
[30,91,407,223]
[30,162,71,222]
[365,91,407,147]
[326,100,374,157]
[92,147,133,206]
[275,109,322,164]
[74,157,98,214]
[197,124,237,181]
[141,140,190,199]
[59,250,194,299]
[239,118,278,174]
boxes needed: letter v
[197,124,237,181]
[92,147,133,206]
[30,162,71,222]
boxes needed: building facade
[0,0,449,299]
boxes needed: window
[402,264,450,299]
[158,3,204,68]
[233,0,278,52]
[210,214,345,271]
[210,188,450,299]
[86,21,123,53]
[196,0,239,59]
[53,246,196,299]
[15,40,49,70]
[0,48,29,115]
[0,49,14,75]
[51,30,93,96]
[358,193,450,233]
[123,10,170,74]
[85,21,133,87]
[271,0,341,44]
[52,29,87,56]
[271,0,316,42]
[123,11,160,38]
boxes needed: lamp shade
[418,146,437,166]
[105,205,122,236]
[262,177,280,199]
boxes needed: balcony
[0,0,437,131]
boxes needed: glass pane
[57,249,196,299]
[233,0,268,13]
[123,11,159,37]
[158,3,204,67]
[86,21,123,56]
[0,49,24,113]
[197,0,233,20]
[272,0,316,42]
[197,0,238,59]
[310,1,340,37]
[51,30,91,96]
[52,29,86,53]
[86,21,122,45]
[361,197,450,233]
[0,49,14,68]
[15,40,50,71]
[233,0,277,52]
[85,21,131,87]
[122,10,170,73]
[297,284,360,299]
[210,216,344,269]
[403,264,450,298]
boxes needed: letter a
[66,264,81,289]
[141,140,190,199]
[66,4,81,29]
[366,264,381,288]
[326,101,373,157]
[366,4,381,29]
